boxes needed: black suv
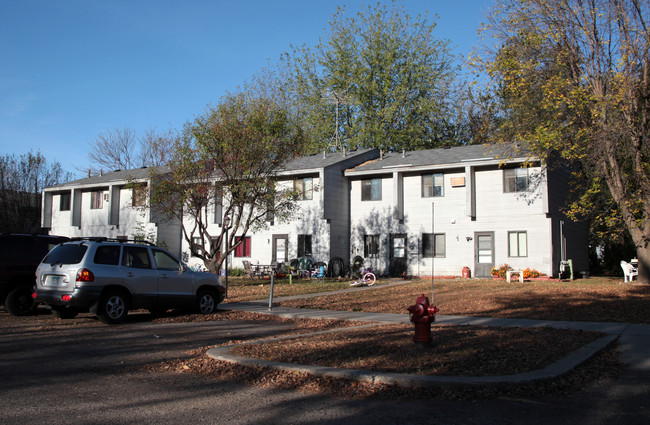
[33,238,226,324]
[0,233,69,315]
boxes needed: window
[132,184,147,207]
[213,184,223,224]
[364,235,380,258]
[361,178,381,201]
[121,246,152,269]
[152,249,181,270]
[90,191,103,209]
[93,245,121,265]
[234,236,251,257]
[508,231,528,257]
[422,173,444,197]
[504,168,529,193]
[191,237,204,256]
[59,192,71,211]
[422,233,446,258]
[294,177,313,200]
[297,234,312,258]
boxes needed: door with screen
[389,233,407,276]
[272,234,288,263]
[474,232,495,278]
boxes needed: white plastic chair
[621,260,638,283]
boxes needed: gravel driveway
[1,308,649,425]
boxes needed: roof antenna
[321,90,350,153]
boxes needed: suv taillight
[76,268,95,282]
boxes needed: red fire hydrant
[407,294,439,344]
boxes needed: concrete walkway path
[212,286,650,387]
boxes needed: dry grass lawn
[144,276,640,399]
[261,276,650,323]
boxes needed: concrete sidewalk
[211,294,650,387]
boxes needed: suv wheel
[51,306,79,319]
[4,287,37,316]
[97,290,129,324]
[196,289,217,314]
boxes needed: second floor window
[59,192,71,211]
[132,185,147,207]
[294,177,313,200]
[361,178,381,201]
[504,168,529,193]
[90,191,103,209]
[422,173,444,197]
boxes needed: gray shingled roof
[281,148,377,171]
[346,143,532,173]
[45,166,168,190]
[46,149,376,189]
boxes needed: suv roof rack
[69,237,156,246]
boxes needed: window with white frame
[361,178,381,201]
[504,168,529,193]
[508,231,528,257]
[364,235,380,258]
[294,177,313,200]
[422,173,444,197]
[213,184,223,224]
[59,192,71,211]
[422,233,446,258]
[132,184,147,207]
[90,191,103,209]
[191,237,204,256]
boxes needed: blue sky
[0,0,493,177]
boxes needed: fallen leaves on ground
[278,278,650,323]
[144,312,624,400]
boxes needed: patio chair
[621,260,638,283]
[242,260,259,279]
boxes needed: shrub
[491,264,544,279]
[490,264,511,278]
[228,267,246,277]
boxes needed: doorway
[272,234,288,263]
[389,233,407,276]
[474,232,495,278]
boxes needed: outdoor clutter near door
[506,270,524,283]
[621,259,638,283]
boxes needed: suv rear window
[43,244,88,265]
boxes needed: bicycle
[350,267,376,287]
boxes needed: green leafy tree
[0,151,72,233]
[479,0,650,281]
[149,93,306,274]
[282,1,458,152]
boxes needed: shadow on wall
[350,206,404,275]
[294,204,329,263]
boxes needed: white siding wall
[350,166,554,277]
[182,176,330,271]
[349,175,399,275]
[48,188,157,241]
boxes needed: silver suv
[33,238,225,324]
